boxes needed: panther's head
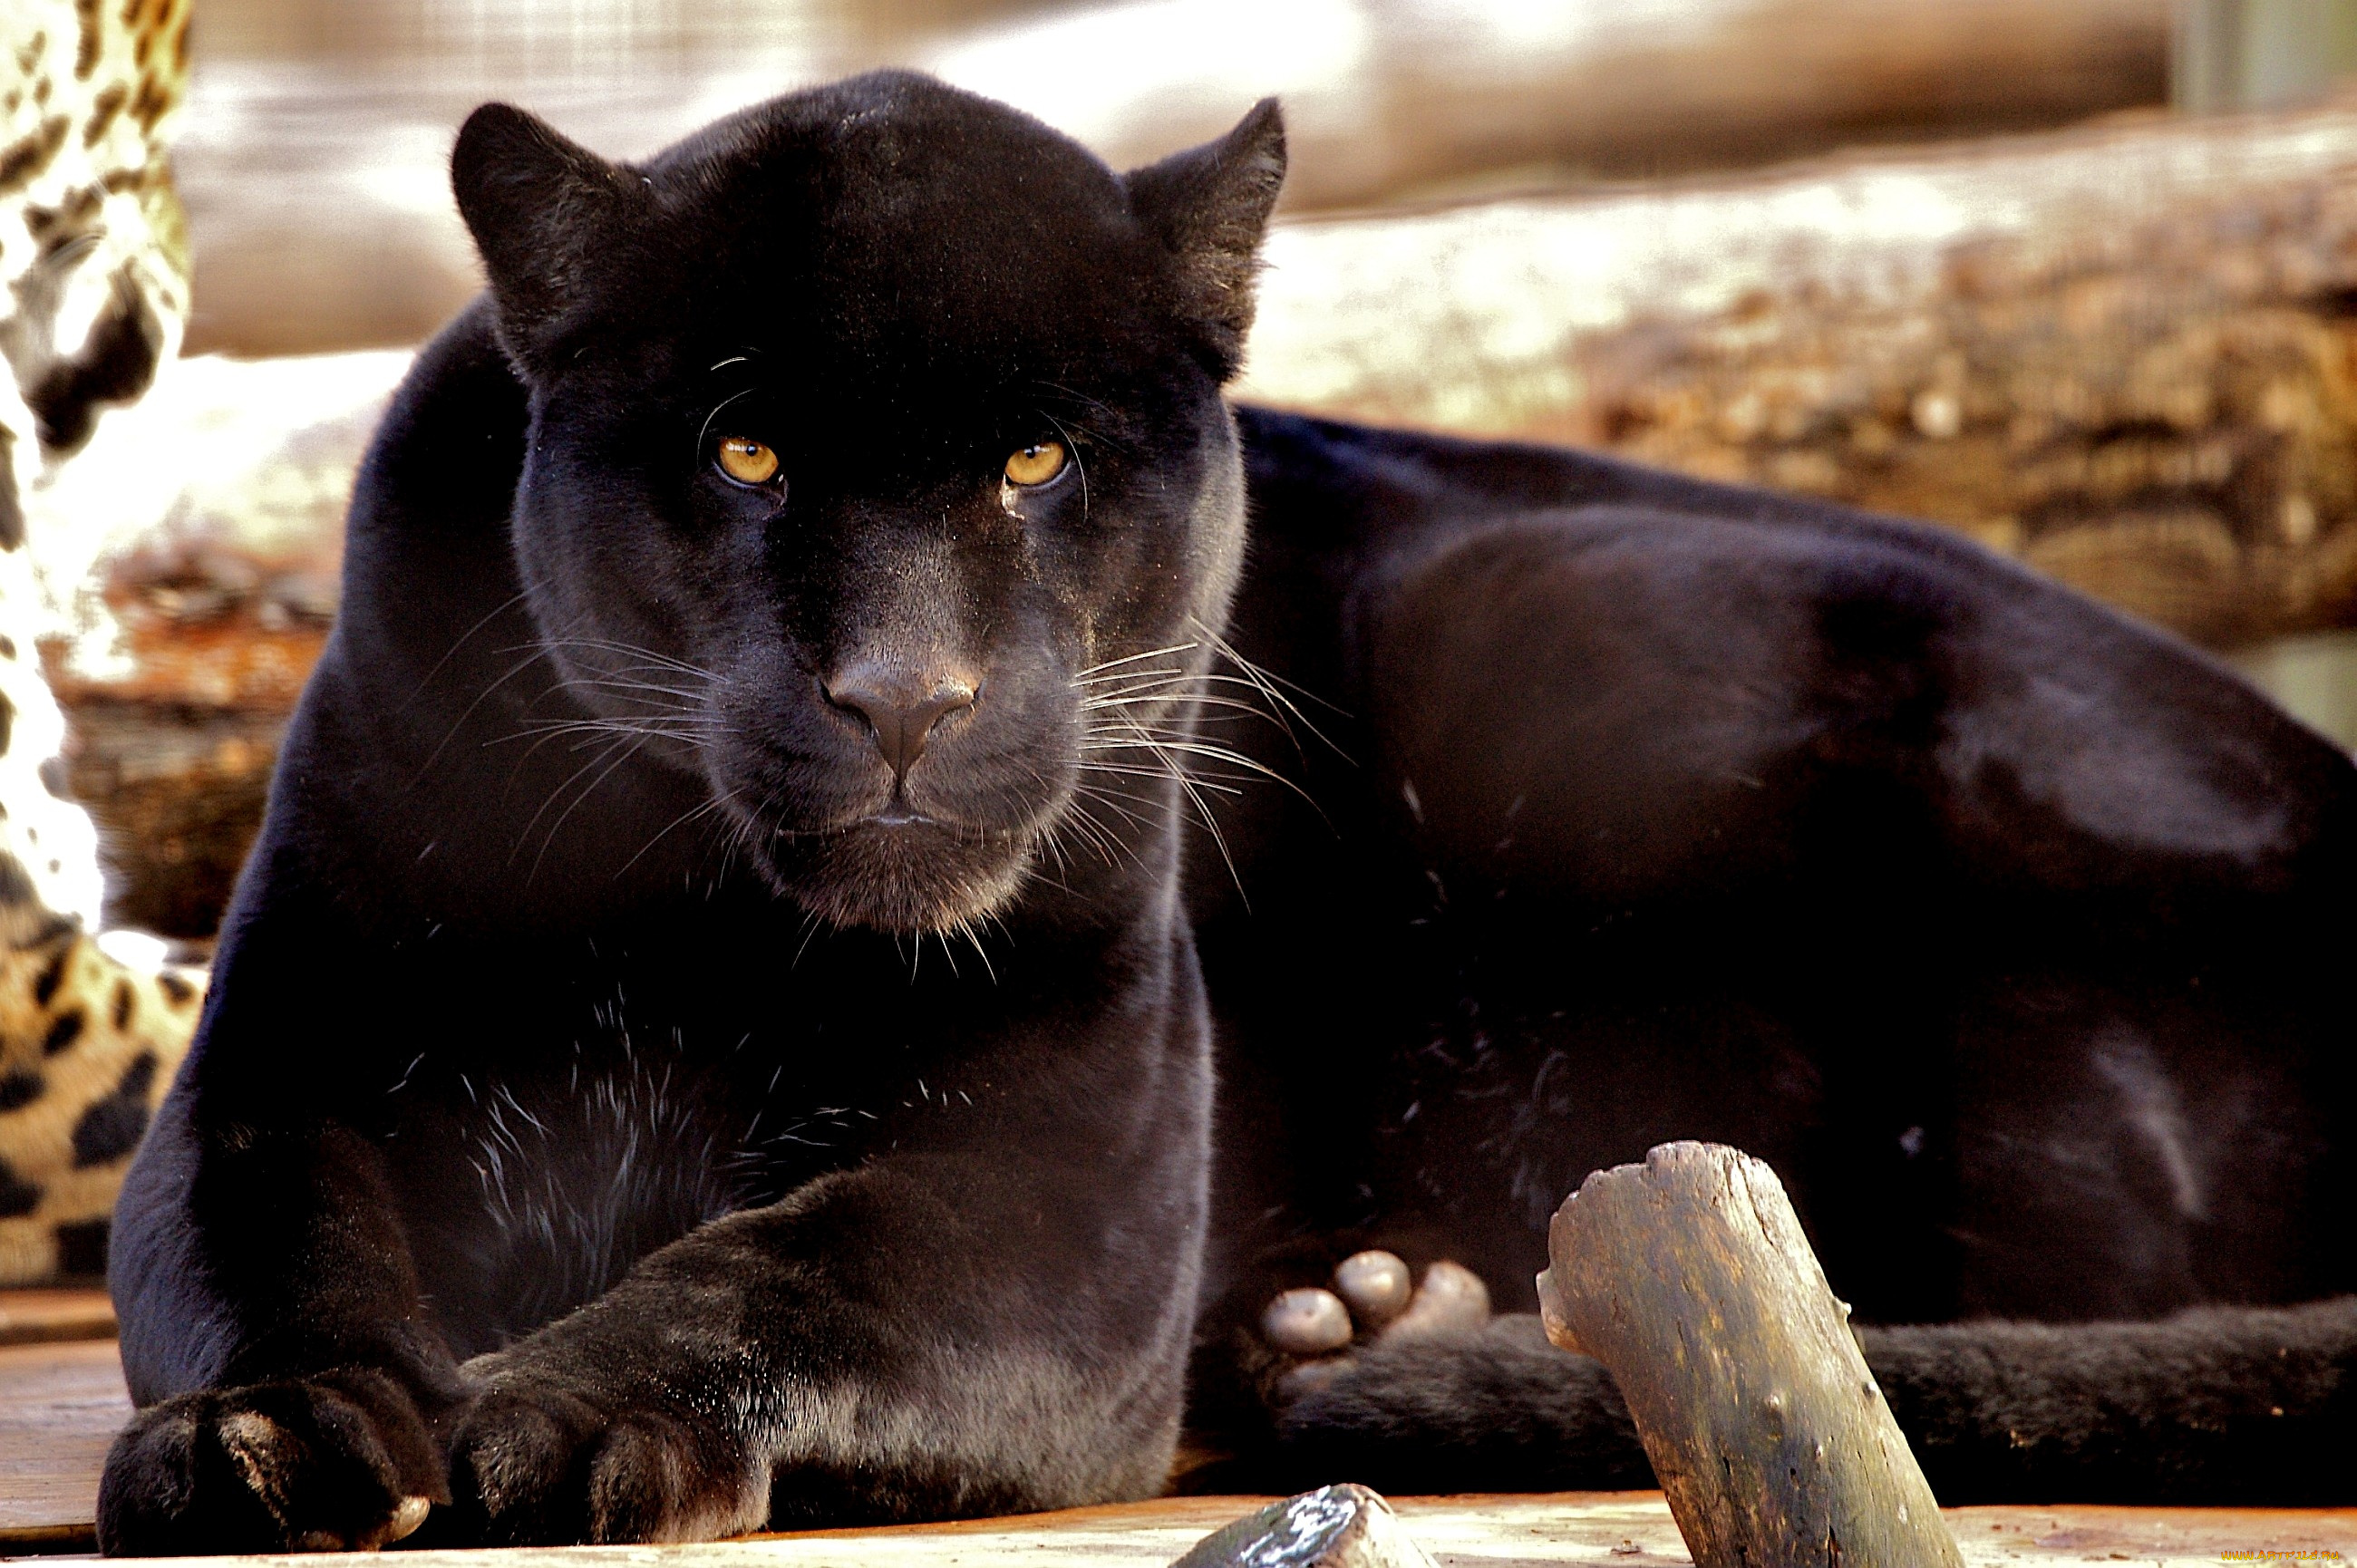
[451,72,1284,935]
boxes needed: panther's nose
[823,663,977,781]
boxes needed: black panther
[97,72,2357,1553]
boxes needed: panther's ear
[1124,99,1286,380]
[452,102,651,378]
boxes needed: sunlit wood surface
[0,1336,131,1547]
[0,1304,2352,1564]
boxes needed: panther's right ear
[1124,99,1286,381]
[452,103,651,378]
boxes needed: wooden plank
[83,1493,2357,1568]
[0,1338,130,1550]
[0,1290,115,1348]
[2,1339,2352,1564]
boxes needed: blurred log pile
[38,356,395,936]
[59,98,2357,934]
[180,0,2170,355]
[1240,98,2357,646]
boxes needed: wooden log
[30,352,389,938]
[1241,100,2357,647]
[1536,1141,1963,1568]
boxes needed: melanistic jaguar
[100,72,2357,1553]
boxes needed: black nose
[824,664,977,780]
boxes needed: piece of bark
[1167,1486,1436,1568]
[1536,1141,1962,1568]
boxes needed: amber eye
[1004,440,1068,488]
[714,435,781,486]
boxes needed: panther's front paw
[96,1370,441,1555]
[447,1368,767,1545]
[1259,1252,1491,1396]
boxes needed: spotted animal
[0,0,204,1283]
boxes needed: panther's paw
[95,1370,441,1555]
[447,1370,766,1545]
[1259,1253,1491,1397]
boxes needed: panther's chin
[761,815,1036,935]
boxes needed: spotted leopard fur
[0,0,203,1283]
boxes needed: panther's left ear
[452,102,654,379]
[1124,99,1286,380]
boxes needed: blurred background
[181,0,2185,356]
[37,0,2357,936]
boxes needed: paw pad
[1260,1251,1493,1364]
[1262,1288,1353,1355]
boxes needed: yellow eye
[1004,440,1068,488]
[715,435,780,486]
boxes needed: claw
[387,1495,433,1544]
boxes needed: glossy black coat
[100,73,2357,1554]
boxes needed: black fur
[101,72,2357,1553]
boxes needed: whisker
[403,588,533,708]
[528,635,717,682]
[1041,411,1088,518]
[615,793,733,880]
[1072,760,1246,797]
[1072,642,1198,680]
[528,732,657,883]
[412,639,559,789]
[694,386,759,465]
[1188,614,1351,760]
[512,731,643,867]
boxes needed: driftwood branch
[1536,1141,1962,1568]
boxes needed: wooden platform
[1,1291,2352,1564]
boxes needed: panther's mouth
[746,802,1043,936]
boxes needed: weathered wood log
[1240,99,2357,647]
[1536,1141,1963,1568]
